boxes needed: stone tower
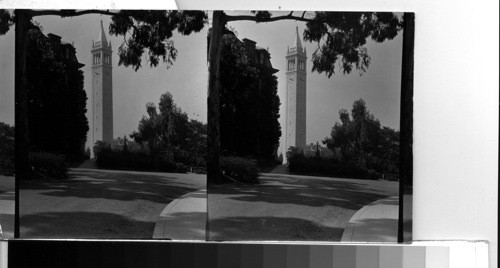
[91,21,113,153]
[284,26,307,163]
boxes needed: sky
[0,11,402,154]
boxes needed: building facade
[47,33,85,69]
[284,27,307,163]
[90,21,113,156]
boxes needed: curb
[341,196,399,242]
[153,189,206,240]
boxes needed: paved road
[208,173,398,241]
[0,175,15,238]
[20,168,205,239]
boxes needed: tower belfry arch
[90,21,113,157]
[284,26,307,164]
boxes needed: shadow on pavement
[210,174,397,211]
[20,211,156,239]
[21,169,199,203]
[19,169,206,238]
[160,211,206,240]
[208,173,398,241]
[208,216,345,241]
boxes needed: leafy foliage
[287,150,373,180]
[0,9,13,35]
[323,99,399,174]
[130,92,207,168]
[0,122,15,175]
[109,10,208,71]
[304,12,402,76]
[220,156,260,184]
[219,32,281,160]
[29,151,68,179]
[285,99,399,180]
[26,24,89,158]
[93,141,189,173]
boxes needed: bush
[220,156,260,184]
[94,143,188,173]
[381,173,399,181]
[0,122,15,175]
[287,153,383,180]
[191,166,206,174]
[174,162,189,173]
[29,152,68,179]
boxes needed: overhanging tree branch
[226,14,313,23]
[29,9,120,18]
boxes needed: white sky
[0,11,402,153]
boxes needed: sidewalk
[341,196,399,242]
[153,189,206,240]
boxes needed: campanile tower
[91,21,113,151]
[284,26,307,162]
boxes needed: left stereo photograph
[2,10,208,239]
[0,9,15,239]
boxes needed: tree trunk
[398,12,414,243]
[14,9,31,238]
[207,11,226,184]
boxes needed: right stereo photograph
[207,11,413,243]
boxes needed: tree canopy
[219,31,281,160]
[0,10,208,70]
[323,99,399,173]
[130,92,207,167]
[25,23,89,157]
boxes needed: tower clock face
[94,70,100,76]
[105,70,110,76]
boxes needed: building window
[288,59,296,71]
[103,54,110,64]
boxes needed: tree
[131,92,185,159]
[182,119,207,167]
[130,91,206,167]
[25,23,89,157]
[323,99,399,173]
[219,31,281,160]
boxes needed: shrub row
[220,156,260,184]
[29,151,68,179]
[95,147,189,173]
[0,124,15,176]
[288,154,394,180]
[0,146,14,176]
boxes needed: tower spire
[293,26,302,50]
[96,20,108,45]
